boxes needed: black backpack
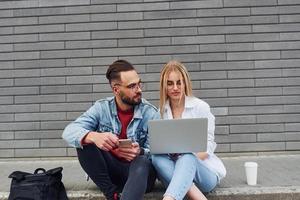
[8,167,68,200]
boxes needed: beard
[120,91,142,106]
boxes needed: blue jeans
[152,153,218,200]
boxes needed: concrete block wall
[0,0,299,158]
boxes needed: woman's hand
[196,152,208,160]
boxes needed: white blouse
[163,96,226,180]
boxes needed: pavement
[0,154,300,200]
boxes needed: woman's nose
[173,84,178,90]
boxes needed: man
[62,60,160,200]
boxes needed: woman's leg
[164,154,197,200]
[186,184,207,200]
[152,154,175,187]
[193,159,219,193]
[164,154,198,200]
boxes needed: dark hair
[106,60,135,84]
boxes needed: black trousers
[76,144,156,200]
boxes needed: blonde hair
[159,60,193,117]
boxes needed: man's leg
[121,155,156,200]
[76,145,129,199]
[146,161,157,193]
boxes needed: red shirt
[117,106,134,139]
[110,106,134,161]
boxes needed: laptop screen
[148,118,208,154]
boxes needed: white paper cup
[244,162,258,185]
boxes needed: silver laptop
[148,118,208,154]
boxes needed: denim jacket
[62,97,160,155]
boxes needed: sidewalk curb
[1,154,299,200]
[209,186,300,200]
[1,186,300,200]
[211,186,300,195]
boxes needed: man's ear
[112,85,119,95]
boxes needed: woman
[152,60,226,200]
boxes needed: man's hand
[111,142,140,162]
[85,131,119,151]
[196,152,208,160]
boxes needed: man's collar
[111,97,143,119]
[133,104,143,119]
[110,97,118,116]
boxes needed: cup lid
[244,162,258,167]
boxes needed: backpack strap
[34,168,46,174]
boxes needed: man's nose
[137,86,142,92]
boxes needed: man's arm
[62,102,102,148]
[83,131,119,151]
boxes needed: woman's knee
[198,179,217,193]
[194,162,218,193]
[178,153,197,166]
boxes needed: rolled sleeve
[206,107,217,155]
[194,100,216,155]
[62,103,100,148]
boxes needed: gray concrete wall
[0,0,299,158]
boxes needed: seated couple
[62,59,226,200]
